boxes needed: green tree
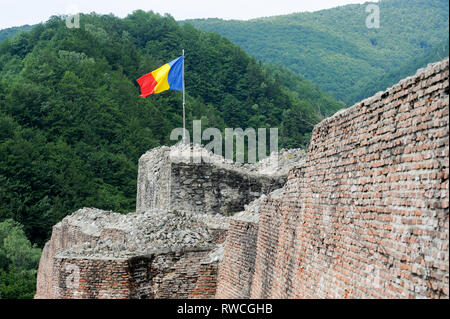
[0,219,41,299]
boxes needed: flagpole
[182,49,186,144]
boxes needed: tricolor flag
[137,56,183,97]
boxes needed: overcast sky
[0,0,374,29]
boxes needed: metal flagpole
[182,49,186,144]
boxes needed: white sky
[0,0,372,29]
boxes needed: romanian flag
[137,56,183,97]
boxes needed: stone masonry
[136,143,304,215]
[35,207,230,299]
[218,58,449,299]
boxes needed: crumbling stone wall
[36,58,448,299]
[136,147,172,213]
[35,208,229,299]
[52,257,131,299]
[170,163,282,215]
[136,145,303,215]
[49,251,217,299]
[248,58,449,299]
[35,221,100,299]
[36,129,304,299]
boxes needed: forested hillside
[187,0,449,104]
[349,39,449,103]
[0,9,344,285]
[0,25,35,43]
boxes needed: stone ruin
[36,58,449,299]
[136,143,304,215]
[35,144,305,299]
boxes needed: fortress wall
[215,218,259,298]
[35,223,99,299]
[37,59,448,300]
[250,58,449,299]
[136,147,172,212]
[170,163,284,215]
[136,147,286,215]
[35,207,223,299]
[250,194,284,298]
[47,250,216,299]
[51,257,131,299]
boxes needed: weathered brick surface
[249,58,449,299]
[35,223,98,299]
[190,262,219,299]
[152,251,211,299]
[52,257,131,299]
[250,195,284,298]
[47,250,216,299]
[216,218,259,298]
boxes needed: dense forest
[187,0,449,104]
[0,11,345,297]
[349,39,449,103]
[0,25,34,43]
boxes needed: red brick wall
[52,257,131,299]
[216,219,259,298]
[36,212,221,299]
[249,59,449,299]
[250,195,284,298]
[45,250,219,299]
[152,251,211,299]
[190,263,219,299]
[35,223,98,299]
